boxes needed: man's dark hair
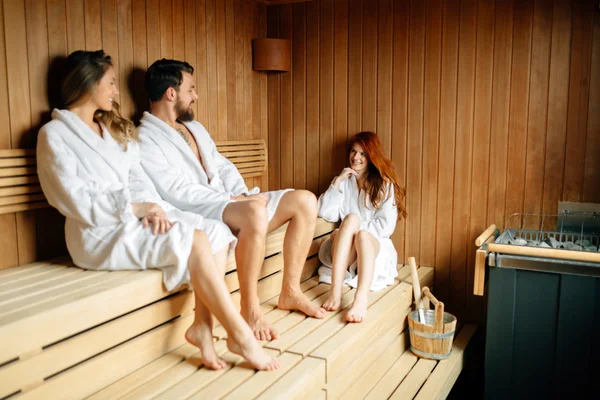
[144,59,194,102]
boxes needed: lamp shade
[252,38,291,72]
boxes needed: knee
[190,230,210,261]
[245,200,268,233]
[341,213,361,230]
[354,230,375,247]
[294,190,317,217]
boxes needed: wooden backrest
[0,139,267,215]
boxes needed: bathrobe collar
[140,111,218,184]
[51,109,130,184]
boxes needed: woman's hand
[333,168,358,188]
[131,202,173,235]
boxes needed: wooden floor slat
[414,324,477,400]
[364,349,419,400]
[0,265,67,287]
[86,343,201,400]
[221,352,303,400]
[256,356,326,400]
[389,358,437,399]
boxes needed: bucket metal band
[410,346,451,360]
[409,327,455,339]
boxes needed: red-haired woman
[318,132,407,323]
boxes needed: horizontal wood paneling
[0,0,268,270]
[267,0,600,322]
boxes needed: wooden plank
[159,0,173,59]
[146,0,161,66]
[117,342,227,400]
[47,0,68,60]
[292,2,306,189]
[172,0,185,61]
[0,201,48,215]
[0,175,39,187]
[101,0,118,84]
[583,3,600,203]
[0,0,11,150]
[215,0,228,140]
[487,0,513,231]
[0,265,67,287]
[310,282,413,378]
[25,0,49,132]
[347,0,363,144]
[414,324,477,400]
[0,157,36,168]
[117,0,135,118]
[465,0,495,322]
[305,0,319,195]
[0,194,45,206]
[66,0,85,53]
[361,0,377,131]
[205,0,218,134]
[224,0,236,141]
[389,358,437,399]
[327,323,407,399]
[236,0,247,142]
[87,343,201,400]
[448,0,477,318]
[267,6,280,190]
[563,0,594,202]
[0,185,42,197]
[504,0,533,229]
[0,266,79,299]
[333,0,348,174]
[405,0,425,262]
[256,357,325,400]
[389,0,409,264]
[0,270,173,363]
[194,0,207,126]
[375,0,392,159]
[0,166,36,177]
[279,4,293,188]
[364,349,418,400]
[222,352,303,400]
[0,260,52,278]
[0,291,195,399]
[318,0,333,193]
[17,313,194,400]
[342,331,409,400]
[84,0,103,50]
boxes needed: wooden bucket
[408,287,457,360]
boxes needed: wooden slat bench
[0,139,267,215]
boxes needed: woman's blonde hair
[61,50,137,149]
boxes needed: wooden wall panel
[267,0,600,322]
[0,0,268,270]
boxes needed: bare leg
[187,230,279,370]
[346,230,380,323]
[185,245,229,370]
[266,191,326,319]
[222,201,278,341]
[322,214,360,311]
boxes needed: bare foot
[278,287,327,319]
[346,295,368,323]
[185,324,227,370]
[226,335,280,371]
[322,288,343,311]
[242,306,279,341]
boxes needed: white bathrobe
[37,109,236,291]
[137,112,291,222]
[317,176,399,291]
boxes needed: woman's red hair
[349,132,407,220]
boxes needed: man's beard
[175,102,194,122]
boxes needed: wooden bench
[0,139,267,215]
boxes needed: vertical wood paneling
[280,4,293,188]
[563,0,594,202]
[0,0,270,270]
[306,0,320,195]
[84,0,102,50]
[347,0,362,141]
[361,0,377,132]
[375,0,392,157]
[318,0,333,193]
[487,0,513,235]
[420,0,442,268]
[389,0,409,265]
[405,0,425,263]
[583,7,600,203]
[267,5,280,191]
[292,2,306,189]
[333,0,348,175]
[466,0,495,321]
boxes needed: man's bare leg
[187,230,279,370]
[346,231,379,323]
[185,245,229,369]
[222,201,277,341]
[266,190,327,319]
[322,214,360,311]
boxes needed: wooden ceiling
[254,0,313,5]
